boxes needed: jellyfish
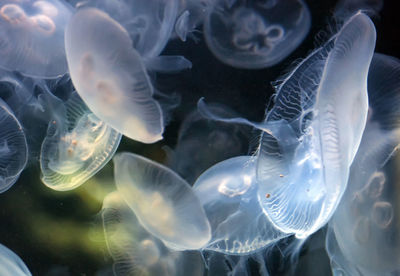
[0,0,73,78]
[326,53,400,275]
[166,103,251,184]
[0,244,31,275]
[65,7,181,143]
[113,152,211,250]
[40,92,121,191]
[335,0,383,19]
[193,156,288,254]
[197,12,376,238]
[101,191,205,276]
[0,98,28,193]
[203,0,311,69]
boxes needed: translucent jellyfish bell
[0,0,73,78]
[113,152,211,250]
[327,54,400,275]
[203,0,311,69]
[65,8,167,143]
[101,192,205,276]
[0,244,31,275]
[40,92,121,191]
[193,156,288,254]
[0,98,28,193]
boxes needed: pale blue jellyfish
[193,156,288,254]
[327,53,400,276]
[0,98,28,193]
[101,192,205,276]
[65,8,175,143]
[0,244,31,275]
[113,152,211,250]
[39,92,121,191]
[203,0,311,69]
[0,0,73,78]
[198,12,376,238]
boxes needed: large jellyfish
[40,92,121,191]
[203,0,311,69]
[65,7,174,143]
[326,53,400,275]
[0,244,31,275]
[193,156,288,254]
[113,152,211,250]
[0,0,73,78]
[76,0,178,59]
[198,12,376,238]
[101,192,204,276]
[0,98,28,193]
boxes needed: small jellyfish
[327,53,400,275]
[65,8,176,143]
[193,156,288,254]
[0,244,31,275]
[198,12,376,238]
[0,0,73,78]
[113,152,211,250]
[101,192,205,276]
[0,98,28,193]
[203,0,311,69]
[40,92,121,191]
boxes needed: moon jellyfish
[193,156,288,254]
[77,0,178,58]
[327,53,400,275]
[0,0,73,78]
[0,98,28,193]
[198,12,376,238]
[0,244,31,275]
[101,192,204,276]
[40,92,121,191]
[166,104,250,184]
[113,152,211,250]
[203,0,311,69]
[65,8,169,143]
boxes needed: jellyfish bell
[193,156,288,254]
[0,98,28,193]
[203,0,311,69]
[101,192,205,276]
[0,244,31,275]
[0,0,73,78]
[327,53,400,275]
[40,92,121,191]
[65,7,175,143]
[113,152,211,250]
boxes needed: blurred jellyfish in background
[39,92,121,191]
[203,0,311,69]
[113,152,211,250]
[166,103,251,184]
[65,8,183,144]
[0,98,28,193]
[193,156,288,254]
[326,53,400,276]
[101,192,205,276]
[0,244,31,275]
[0,0,73,78]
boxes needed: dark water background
[0,0,399,275]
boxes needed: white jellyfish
[0,244,31,275]
[40,92,121,191]
[113,152,211,250]
[101,192,205,276]
[65,8,176,143]
[326,53,400,275]
[0,98,28,193]
[203,0,311,69]
[0,0,73,78]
